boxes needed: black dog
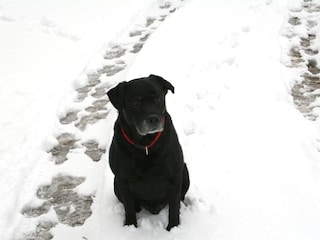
[107,74,190,231]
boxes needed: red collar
[121,117,165,155]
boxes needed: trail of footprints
[287,0,320,121]
[21,2,180,239]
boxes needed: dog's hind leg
[114,177,122,202]
[181,164,190,201]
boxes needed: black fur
[107,74,190,231]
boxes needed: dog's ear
[107,82,126,110]
[149,74,174,94]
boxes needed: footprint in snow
[104,45,126,60]
[98,61,127,77]
[22,176,92,239]
[82,140,106,162]
[49,133,78,164]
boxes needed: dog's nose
[147,114,160,124]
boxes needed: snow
[1,0,320,239]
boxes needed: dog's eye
[132,100,141,108]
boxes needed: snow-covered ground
[1,0,320,239]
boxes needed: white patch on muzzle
[135,120,164,136]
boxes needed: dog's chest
[128,159,169,198]
[130,158,167,180]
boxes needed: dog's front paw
[166,222,178,231]
[124,218,137,228]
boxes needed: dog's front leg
[118,182,137,227]
[166,178,182,231]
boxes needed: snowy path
[12,2,183,240]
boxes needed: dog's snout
[147,114,161,124]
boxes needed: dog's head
[107,74,174,136]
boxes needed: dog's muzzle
[135,114,164,136]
